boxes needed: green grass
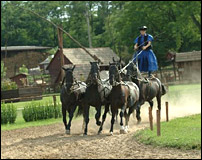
[1,106,96,131]
[134,114,201,150]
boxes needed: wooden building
[10,73,28,87]
[175,51,201,81]
[1,46,52,78]
[46,47,122,85]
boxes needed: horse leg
[136,103,141,124]
[156,95,161,120]
[95,106,102,126]
[62,105,68,133]
[109,107,116,135]
[98,104,109,134]
[84,105,90,135]
[66,105,77,134]
[115,110,118,123]
[120,106,126,134]
[149,100,154,110]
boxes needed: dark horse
[60,65,87,134]
[126,62,166,122]
[83,62,112,135]
[109,63,139,135]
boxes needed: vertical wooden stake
[149,107,153,130]
[166,101,169,122]
[53,95,56,108]
[156,110,161,136]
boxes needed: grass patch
[134,114,201,150]
[1,106,96,131]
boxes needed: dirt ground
[1,108,201,159]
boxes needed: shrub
[1,80,18,91]
[1,102,17,124]
[22,101,62,122]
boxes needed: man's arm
[142,41,151,50]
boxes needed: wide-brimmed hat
[139,26,147,30]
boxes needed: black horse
[83,62,112,135]
[126,62,166,122]
[109,63,139,135]
[60,65,87,134]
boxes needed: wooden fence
[1,87,43,103]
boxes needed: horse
[125,62,166,123]
[83,61,112,135]
[108,63,139,135]
[60,65,87,134]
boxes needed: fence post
[148,107,153,130]
[166,101,169,122]
[156,110,161,136]
[53,95,56,108]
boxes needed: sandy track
[1,113,201,159]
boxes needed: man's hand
[134,45,138,50]
[142,46,147,50]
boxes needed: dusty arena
[1,95,201,159]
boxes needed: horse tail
[76,105,83,117]
[161,84,166,95]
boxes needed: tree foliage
[1,1,201,66]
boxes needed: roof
[40,55,54,65]
[47,47,121,70]
[175,51,201,62]
[87,47,120,65]
[63,48,95,64]
[10,73,28,79]
[1,46,52,52]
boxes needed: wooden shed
[10,73,28,87]
[1,46,52,78]
[46,47,122,85]
[175,51,201,81]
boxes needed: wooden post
[53,95,56,108]
[166,101,169,122]
[156,110,161,136]
[57,26,64,84]
[148,107,153,130]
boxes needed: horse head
[109,62,121,86]
[112,57,122,70]
[126,62,140,81]
[62,65,75,89]
[89,61,101,84]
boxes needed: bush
[1,80,18,91]
[22,101,62,122]
[1,102,17,124]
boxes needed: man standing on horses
[133,26,158,77]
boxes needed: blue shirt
[134,34,153,44]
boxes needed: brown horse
[109,63,139,135]
[126,62,166,122]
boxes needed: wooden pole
[57,27,64,84]
[53,95,56,108]
[148,107,153,130]
[156,110,161,136]
[166,101,169,122]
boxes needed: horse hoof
[137,118,141,124]
[120,129,125,134]
[124,129,128,134]
[83,133,87,136]
[110,132,113,136]
[96,121,101,126]
[66,130,70,135]
[98,131,102,135]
